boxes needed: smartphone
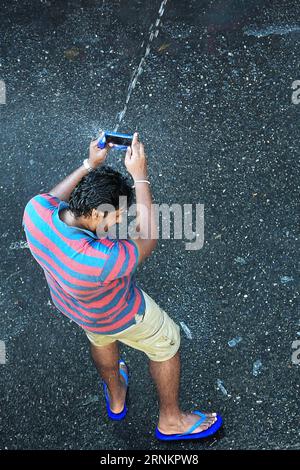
[105,132,133,147]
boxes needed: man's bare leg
[90,341,127,413]
[149,351,217,434]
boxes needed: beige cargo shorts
[85,290,181,362]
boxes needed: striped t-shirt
[22,193,146,334]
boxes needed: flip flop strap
[182,411,207,435]
[104,383,109,401]
[119,361,128,385]
[104,361,128,397]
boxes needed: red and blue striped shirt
[22,193,145,334]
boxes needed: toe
[193,414,217,434]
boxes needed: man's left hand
[88,132,114,169]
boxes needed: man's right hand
[125,132,148,180]
[124,132,157,264]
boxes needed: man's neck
[60,208,91,231]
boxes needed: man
[23,132,222,441]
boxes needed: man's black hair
[69,166,134,218]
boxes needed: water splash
[252,359,263,376]
[244,24,300,38]
[280,275,294,284]
[228,336,242,348]
[9,240,29,250]
[180,321,193,340]
[216,379,230,397]
[114,0,168,131]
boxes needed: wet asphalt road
[0,0,299,450]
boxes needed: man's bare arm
[49,165,90,202]
[125,133,158,264]
[49,137,112,202]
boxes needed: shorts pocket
[134,312,145,324]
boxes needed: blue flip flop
[103,359,128,421]
[155,411,223,441]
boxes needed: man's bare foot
[106,362,128,413]
[157,411,217,435]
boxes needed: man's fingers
[92,130,105,147]
[90,139,99,149]
[132,131,139,146]
[125,146,131,164]
[125,145,132,158]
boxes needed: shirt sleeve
[99,239,139,282]
[23,192,61,228]
[35,193,61,209]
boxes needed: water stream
[114,0,168,131]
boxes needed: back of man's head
[69,166,133,218]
